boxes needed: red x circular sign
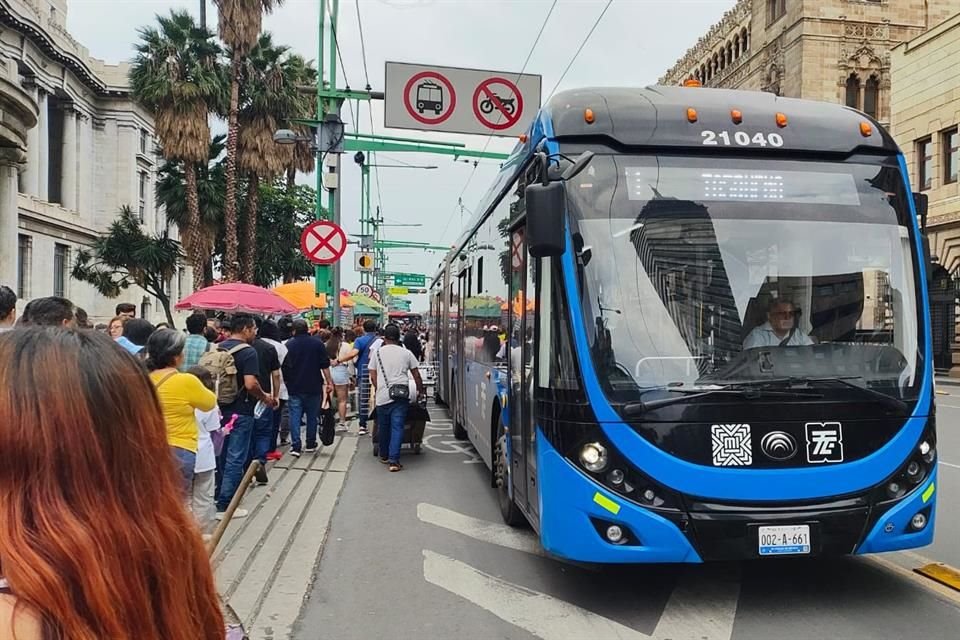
[300,220,347,265]
[473,77,524,131]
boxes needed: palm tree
[281,54,317,192]
[236,38,317,280]
[214,0,285,282]
[156,136,226,286]
[130,10,224,291]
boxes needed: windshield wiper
[622,383,822,416]
[765,376,909,413]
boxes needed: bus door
[453,268,468,429]
[508,227,532,510]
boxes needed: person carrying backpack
[199,314,276,520]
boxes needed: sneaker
[255,467,269,486]
[266,451,283,461]
[304,445,318,453]
[357,427,368,436]
[290,450,301,458]
[215,508,249,521]
[336,423,349,433]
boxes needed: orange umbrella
[271,281,355,310]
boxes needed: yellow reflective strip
[915,563,960,593]
[593,492,621,515]
[922,482,935,504]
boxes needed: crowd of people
[0,285,428,638]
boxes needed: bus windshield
[565,153,923,405]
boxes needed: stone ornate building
[0,0,190,324]
[660,0,960,127]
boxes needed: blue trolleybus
[428,85,937,562]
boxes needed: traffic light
[355,252,374,272]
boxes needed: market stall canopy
[349,293,386,310]
[175,283,298,315]
[272,282,355,310]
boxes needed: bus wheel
[495,416,524,526]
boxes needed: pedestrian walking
[326,329,352,432]
[282,319,335,456]
[259,320,289,460]
[369,324,425,472]
[338,320,379,436]
[211,315,277,519]
[0,327,224,639]
[116,318,155,356]
[186,366,221,533]
[248,317,281,484]
[145,329,217,496]
[181,312,211,371]
[0,285,15,332]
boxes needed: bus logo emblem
[711,423,752,467]
[760,431,797,461]
[805,422,844,463]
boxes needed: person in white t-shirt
[743,299,815,349]
[187,366,221,533]
[369,324,424,472]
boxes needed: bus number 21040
[702,130,785,147]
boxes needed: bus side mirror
[525,181,566,257]
[921,234,933,286]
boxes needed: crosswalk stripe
[417,502,544,556]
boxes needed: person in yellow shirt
[145,329,217,496]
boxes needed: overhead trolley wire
[354,0,384,216]
[439,0,559,244]
[546,0,614,100]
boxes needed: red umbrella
[175,283,298,315]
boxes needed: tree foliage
[253,181,318,287]
[72,207,182,326]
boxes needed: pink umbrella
[175,283,298,315]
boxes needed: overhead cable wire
[326,0,357,127]
[546,0,613,100]
[439,0,558,243]
[354,0,384,215]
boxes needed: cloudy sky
[67,0,735,309]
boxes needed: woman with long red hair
[0,328,224,639]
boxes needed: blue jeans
[288,394,320,452]
[248,406,275,465]
[171,446,196,497]
[377,400,409,464]
[217,414,255,512]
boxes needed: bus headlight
[580,442,608,472]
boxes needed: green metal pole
[328,0,341,324]
[314,0,327,301]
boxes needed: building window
[17,235,32,299]
[917,138,933,191]
[767,0,786,25]
[53,243,69,298]
[138,171,148,222]
[944,128,959,185]
[845,74,860,109]
[139,128,149,154]
[863,75,879,119]
[177,266,186,299]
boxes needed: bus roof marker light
[860,121,873,137]
[731,109,743,124]
[584,108,596,124]
[776,112,788,128]
[683,78,701,87]
[686,108,698,123]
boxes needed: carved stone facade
[660,0,960,126]
[0,0,190,323]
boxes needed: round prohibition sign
[300,220,347,265]
[403,71,457,126]
[472,77,524,131]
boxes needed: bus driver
[743,298,814,349]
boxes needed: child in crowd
[187,366,221,533]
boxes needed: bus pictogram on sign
[404,71,456,125]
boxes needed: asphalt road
[293,404,960,640]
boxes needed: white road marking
[935,403,960,410]
[421,433,484,463]
[417,502,545,556]
[940,460,960,470]
[652,565,741,640]
[423,550,644,640]
[418,504,739,640]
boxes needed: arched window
[864,74,880,118]
[742,28,750,53]
[734,35,741,58]
[845,73,861,109]
[713,53,720,73]
[700,64,707,81]
[727,43,734,65]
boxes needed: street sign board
[385,61,541,137]
[356,283,374,297]
[300,220,347,265]
[391,273,426,288]
[355,252,374,272]
[388,286,409,296]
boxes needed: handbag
[319,392,336,446]
[377,349,410,402]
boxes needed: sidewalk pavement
[213,433,358,639]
